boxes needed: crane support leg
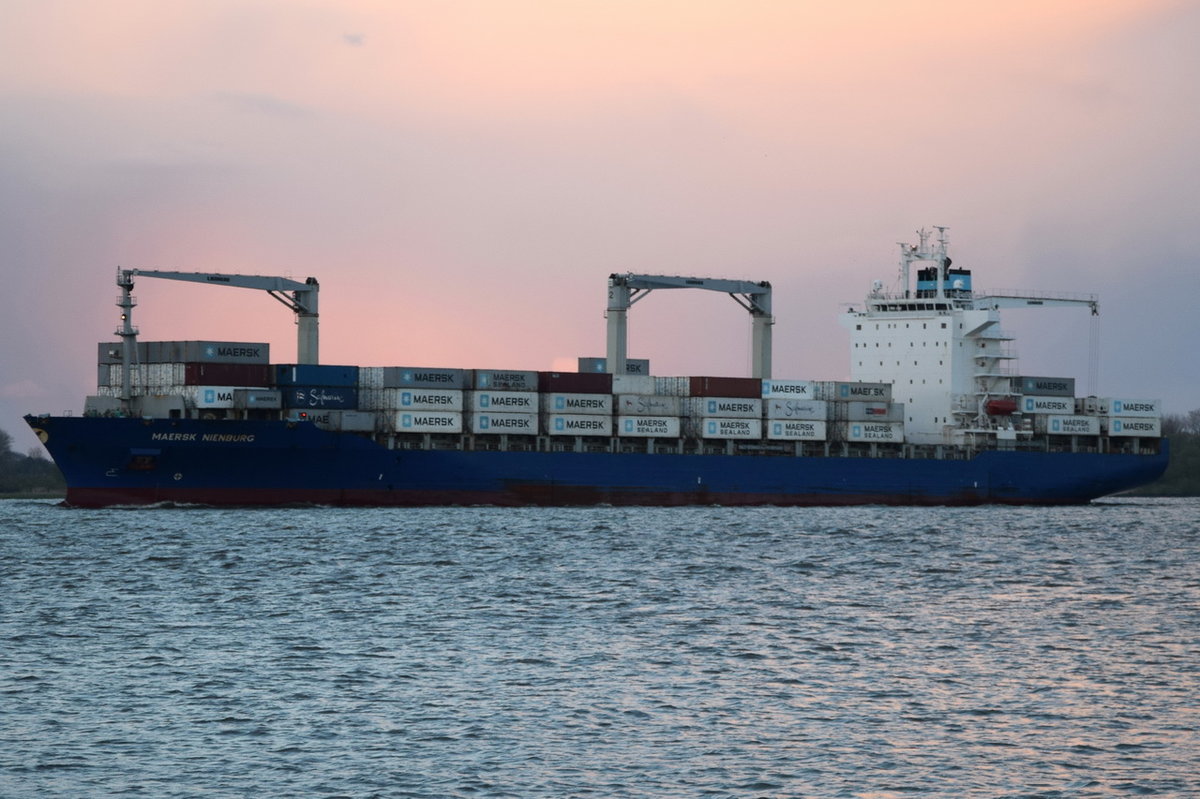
[606,280,631,375]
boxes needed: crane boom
[114,268,320,407]
[606,272,774,378]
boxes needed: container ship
[26,228,1168,507]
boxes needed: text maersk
[151,432,256,443]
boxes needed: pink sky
[2,0,1197,449]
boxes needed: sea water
[2,499,1198,798]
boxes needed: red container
[537,371,614,394]
[184,362,274,386]
[688,376,761,398]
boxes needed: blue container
[281,386,358,410]
[274,364,360,387]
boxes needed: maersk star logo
[852,424,862,437]
[205,345,216,359]
[401,414,412,428]
[480,416,490,430]
[1051,419,1061,432]
[1113,400,1123,414]
[554,418,565,431]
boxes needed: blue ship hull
[27,415,1170,507]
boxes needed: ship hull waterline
[29,415,1169,508]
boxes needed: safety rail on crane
[606,273,774,379]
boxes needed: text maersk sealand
[27,228,1168,506]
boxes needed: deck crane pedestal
[606,273,774,379]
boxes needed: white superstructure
[838,228,1098,445]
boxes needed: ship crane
[115,268,319,405]
[606,273,774,378]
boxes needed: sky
[2,0,1198,451]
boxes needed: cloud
[343,33,365,47]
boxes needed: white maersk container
[469,391,539,412]
[767,419,827,441]
[761,379,817,399]
[616,394,683,416]
[395,388,463,411]
[1104,398,1162,418]
[822,381,892,402]
[1108,417,1162,437]
[473,370,539,392]
[193,386,275,409]
[612,375,656,395]
[617,416,681,438]
[1042,415,1101,435]
[304,410,377,432]
[700,418,763,440]
[548,414,612,436]
[846,421,904,443]
[395,411,463,434]
[1020,395,1075,415]
[653,377,691,397]
[469,412,538,434]
[765,399,828,420]
[688,397,762,419]
[542,393,614,414]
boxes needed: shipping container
[688,376,761,398]
[822,381,892,402]
[468,391,539,412]
[653,376,691,397]
[616,394,683,416]
[767,419,827,441]
[395,411,463,434]
[541,393,614,414]
[186,363,273,387]
[191,386,246,409]
[764,399,828,420]
[1104,398,1162,418]
[842,401,905,422]
[143,341,269,364]
[538,371,613,393]
[472,369,539,392]
[1040,415,1101,435]
[382,366,469,390]
[760,379,817,399]
[1020,395,1074,415]
[617,415,682,438]
[296,409,377,432]
[1108,417,1162,437]
[358,367,384,389]
[547,414,612,436]
[1012,375,1075,397]
[577,357,651,375]
[395,388,463,411]
[698,417,763,440]
[687,397,762,418]
[281,386,358,410]
[468,412,538,434]
[845,421,904,443]
[97,341,146,365]
[611,375,656,395]
[274,364,360,388]
[234,389,282,410]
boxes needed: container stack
[468,370,539,435]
